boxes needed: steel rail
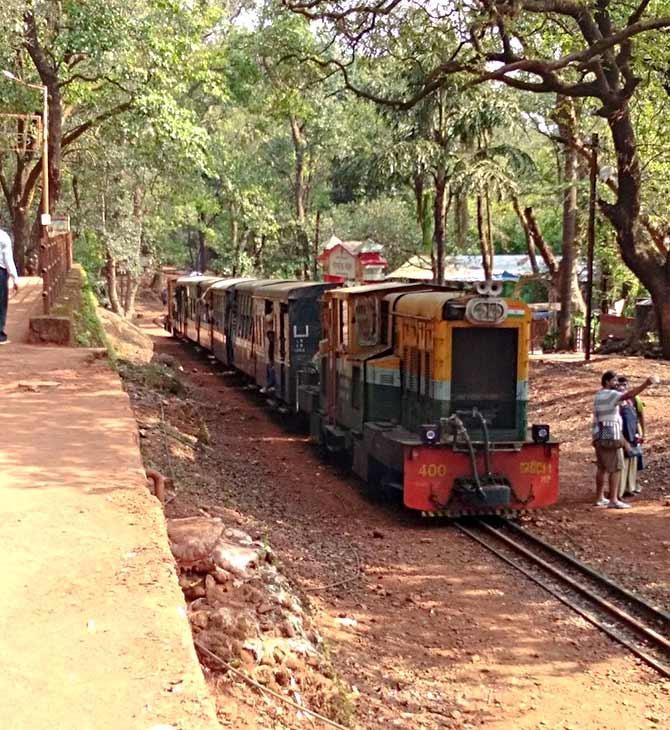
[500,519,670,623]
[455,521,670,679]
[477,521,670,652]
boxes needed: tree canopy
[2,0,670,353]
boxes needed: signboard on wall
[361,265,386,281]
[47,215,70,237]
[328,247,357,280]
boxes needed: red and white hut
[318,236,387,284]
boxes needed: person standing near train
[0,226,21,345]
[616,376,645,498]
[592,371,655,509]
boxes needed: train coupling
[452,476,512,509]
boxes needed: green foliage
[73,273,110,351]
[323,195,419,269]
[542,331,559,353]
[118,361,185,395]
[6,0,670,315]
[73,232,106,295]
[598,234,648,315]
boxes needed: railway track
[455,518,670,678]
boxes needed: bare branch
[628,0,653,26]
[61,101,132,148]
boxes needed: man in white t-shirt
[0,227,21,345]
[593,370,655,509]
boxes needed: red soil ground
[130,307,670,730]
[0,284,218,730]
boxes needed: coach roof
[233,279,296,295]
[253,281,339,300]
[176,274,215,285]
[208,277,251,292]
[328,281,427,297]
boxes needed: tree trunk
[454,193,469,249]
[601,104,670,358]
[313,209,321,280]
[186,229,196,270]
[253,234,266,272]
[412,171,433,253]
[231,214,239,276]
[10,208,32,274]
[0,122,36,274]
[433,167,447,285]
[421,190,434,254]
[485,188,494,278]
[125,278,140,320]
[525,207,559,279]
[25,11,64,212]
[106,253,122,315]
[289,116,310,278]
[119,270,128,313]
[512,196,539,274]
[197,228,207,272]
[476,195,492,281]
[554,96,579,350]
[654,297,670,358]
[413,171,424,223]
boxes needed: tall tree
[0,0,218,271]
[283,0,670,357]
[552,95,581,349]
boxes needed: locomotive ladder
[455,518,670,678]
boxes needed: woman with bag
[593,371,656,509]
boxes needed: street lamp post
[584,133,599,362]
[1,70,49,226]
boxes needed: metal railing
[40,230,72,314]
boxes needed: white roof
[388,254,563,282]
[323,236,383,256]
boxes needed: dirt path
[0,291,219,729]
[132,311,670,730]
[527,355,670,610]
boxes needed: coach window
[248,300,254,339]
[401,347,409,393]
[422,351,431,398]
[320,356,328,396]
[410,348,420,393]
[339,300,349,348]
[380,300,389,345]
[279,303,287,360]
[351,365,362,410]
[356,297,378,347]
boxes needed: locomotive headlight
[532,424,550,444]
[465,297,508,325]
[419,424,441,445]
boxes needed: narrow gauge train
[168,276,559,516]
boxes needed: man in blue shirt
[0,227,21,345]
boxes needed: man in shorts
[593,370,655,509]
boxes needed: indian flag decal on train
[506,307,526,318]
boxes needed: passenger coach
[169,275,559,516]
